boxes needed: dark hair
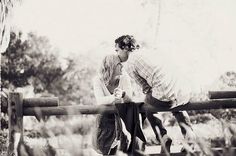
[115,35,139,52]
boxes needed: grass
[1,113,236,156]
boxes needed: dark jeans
[144,93,193,138]
[141,112,167,141]
[107,146,117,155]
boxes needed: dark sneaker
[180,143,196,154]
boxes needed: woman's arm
[119,74,133,102]
[93,77,116,105]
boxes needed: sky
[11,0,236,92]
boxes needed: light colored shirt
[124,54,155,94]
[125,53,190,104]
[93,72,132,105]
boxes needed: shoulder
[128,53,139,61]
[129,52,147,64]
[129,51,157,68]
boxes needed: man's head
[115,35,139,62]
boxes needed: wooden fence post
[8,92,23,156]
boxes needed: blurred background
[1,0,236,155]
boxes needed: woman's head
[99,55,123,86]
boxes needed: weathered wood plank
[209,91,236,99]
[8,92,23,156]
[23,99,236,116]
[23,97,59,107]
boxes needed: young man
[114,35,197,153]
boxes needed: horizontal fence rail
[7,92,236,156]
[23,97,59,107]
[209,91,236,99]
[23,99,236,116]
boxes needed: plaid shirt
[124,54,154,93]
[124,54,179,101]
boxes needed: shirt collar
[117,55,122,63]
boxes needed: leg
[145,112,172,153]
[172,111,196,141]
[144,94,172,153]
[172,111,197,153]
[145,91,196,141]
[145,112,167,140]
[144,93,170,140]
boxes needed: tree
[1,30,96,106]
[53,56,96,105]
[1,31,65,91]
[207,71,236,119]
[219,71,236,89]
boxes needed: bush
[0,129,8,155]
[24,116,95,138]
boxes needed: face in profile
[115,44,130,62]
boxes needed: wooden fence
[7,91,236,156]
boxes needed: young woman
[92,54,132,155]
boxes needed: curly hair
[115,35,140,52]
[99,55,119,86]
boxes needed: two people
[93,35,197,155]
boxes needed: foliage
[218,71,236,89]
[1,30,96,106]
[49,56,96,106]
[21,116,94,156]
[1,31,63,89]
[17,141,56,156]
[0,129,8,155]
[1,30,96,135]
[24,116,95,138]
[210,71,236,119]
[188,71,236,121]
[1,30,96,155]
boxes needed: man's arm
[119,73,134,102]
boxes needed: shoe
[180,143,196,154]
[160,134,172,154]
[180,147,187,153]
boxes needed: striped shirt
[124,54,190,103]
